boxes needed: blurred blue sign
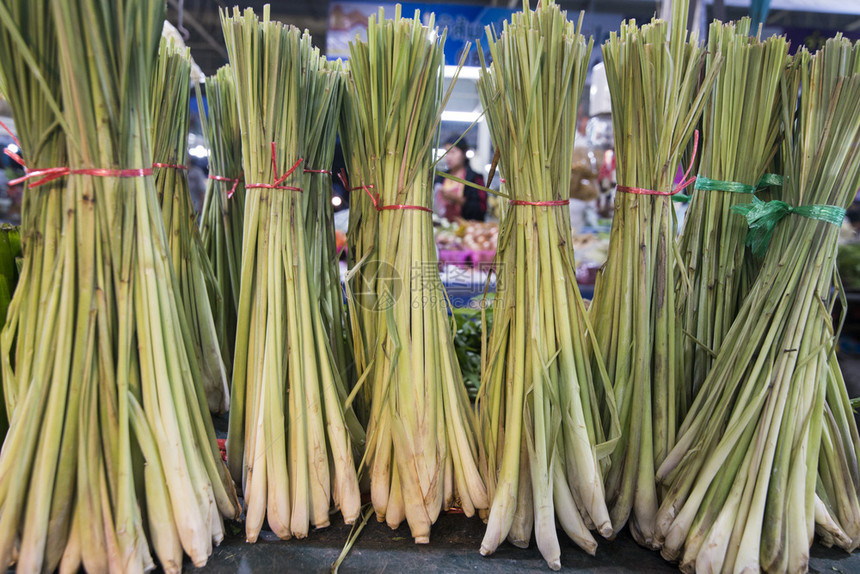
[328,2,623,70]
[327,2,514,66]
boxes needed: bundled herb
[348,6,488,543]
[223,7,363,542]
[301,57,352,388]
[0,0,240,571]
[474,2,618,568]
[200,64,245,381]
[588,2,719,547]
[152,37,230,413]
[339,70,377,423]
[677,19,788,397]
[655,38,860,573]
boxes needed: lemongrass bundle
[348,6,488,543]
[339,71,377,423]
[587,2,719,547]
[0,1,240,571]
[474,2,618,568]
[152,37,230,413]
[655,38,860,573]
[200,64,245,380]
[300,57,352,388]
[677,20,788,397]
[223,7,363,542]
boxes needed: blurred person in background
[434,136,486,221]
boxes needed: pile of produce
[347,6,488,543]
[223,6,363,542]
[151,37,230,413]
[655,37,860,573]
[436,220,499,253]
[199,64,245,379]
[588,1,719,547]
[0,0,240,571]
[475,2,618,568]
[677,19,788,397]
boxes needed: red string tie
[209,173,244,199]
[616,130,699,197]
[10,167,152,188]
[509,199,569,207]
[152,162,188,170]
[2,119,154,187]
[337,169,431,213]
[245,142,304,192]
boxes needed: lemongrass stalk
[199,65,245,382]
[348,6,488,543]
[301,59,353,389]
[816,355,860,550]
[339,71,377,424]
[151,37,230,414]
[223,7,363,542]
[590,1,718,547]
[0,0,66,420]
[0,226,20,440]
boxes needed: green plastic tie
[731,196,846,258]
[694,175,756,194]
[756,173,783,188]
[692,173,783,199]
[672,193,691,203]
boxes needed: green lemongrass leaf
[430,105,490,169]
[434,170,509,199]
[331,504,374,574]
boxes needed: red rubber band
[617,130,699,197]
[510,199,569,207]
[303,168,332,175]
[209,173,243,199]
[152,162,188,170]
[337,169,430,213]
